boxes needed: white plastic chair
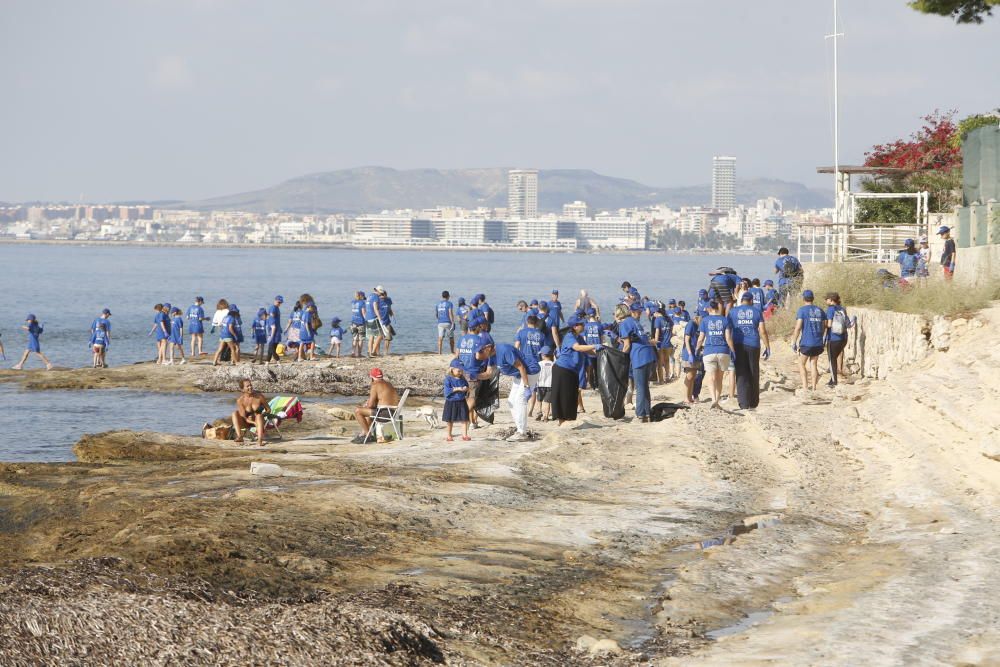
[366,388,409,442]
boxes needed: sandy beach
[1,306,999,665]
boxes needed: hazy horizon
[1,1,997,203]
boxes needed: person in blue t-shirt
[681,315,704,404]
[436,290,456,355]
[793,289,828,391]
[266,299,283,365]
[327,316,345,358]
[747,280,767,314]
[729,293,771,409]
[695,289,711,318]
[187,297,207,357]
[91,320,110,368]
[13,314,52,370]
[775,248,804,305]
[515,314,545,417]
[476,294,495,332]
[148,303,170,365]
[457,317,496,429]
[495,343,532,441]
[349,291,366,358]
[376,292,394,355]
[213,305,239,366]
[618,302,657,421]
[456,297,470,335]
[651,306,674,384]
[697,300,734,409]
[549,316,599,424]
[824,292,851,387]
[366,288,382,356]
[897,238,921,283]
[582,309,604,389]
[252,308,268,364]
[548,290,563,325]
[167,307,186,366]
[443,359,471,441]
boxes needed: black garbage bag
[595,347,631,419]
[475,370,501,424]
[650,402,690,422]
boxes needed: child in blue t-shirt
[327,317,344,357]
[13,314,52,370]
[443,359,470,442]
[252,308,269,364]
[91,320,110,368]
[167,307,186,366]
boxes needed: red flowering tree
[858,110,963,224]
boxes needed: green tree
[908,0,1000,23]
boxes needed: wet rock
[74,431,245,463]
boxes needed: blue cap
[26,313,35,320]
[764,280,773,286]
[668,299,676,305]
[458,297,466,305]
[904,238,915,247]
[163,303,171,310]
[568,316,583,327]
[741,293,753,302]
[586,307,596,316]
[257,308,266,317]
[195,296,203,302]
[539,345,552,355]
[937,225,950,235]
[539,300,548,309]
[802,290,814,300]
[449,358,463,369]
[629,287,639,295]
[469,317,484,329]
[331,316,341,323]
[698,289,708,296]
[275,295,284,303]
[229,304,239,312]
[102,308,111,315]
[551,289,559,295]
[629,302,643,311]
[530,299,538,306]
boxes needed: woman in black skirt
[550,316,600,424]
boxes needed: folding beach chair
[249,395,303,441]
[365,388,409,442]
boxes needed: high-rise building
[711,156,736,210]
[508,169,538,219]
[562,200,588,220]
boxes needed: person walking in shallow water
[12,314,52,370]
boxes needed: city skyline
[1,2,998,203]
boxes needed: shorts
[93,344,105,352]
[682,359,703,372]
[535,387,551,403]
[365,320,380,338]
[800,345,824,358]
[467,378,481,400]
[437,322,455,340]
[350,323,365,340]
[703,352,729,373]
[330,334,342,343]
[380,323,393,342]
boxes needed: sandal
[446,436,454,442]
[462,436,471,441]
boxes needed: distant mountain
[181,167,832,214]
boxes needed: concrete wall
[956,244,1000,288]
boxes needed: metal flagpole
[826,0,844,260]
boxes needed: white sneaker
[179,359,187,365]
[163,360,174,366]
[506,432,530,442]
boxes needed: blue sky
[1,0,997,201]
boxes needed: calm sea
[0,244,775,460]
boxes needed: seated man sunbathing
[232,378,269,447]
[353,368,400,444]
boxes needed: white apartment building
[562,200,588,220]
[508,169,539,219]
[576,216,648,250]
[711,156,736,210]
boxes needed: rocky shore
[1,307,1000,664]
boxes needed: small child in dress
[91,320,110,368]
[13,314,52,370]
[252,308,268,364]
[443,358,470,442]
[327,317,344,357]
[167,307,186,365]
[534,345,554,421]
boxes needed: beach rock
[589,638,623,655]
[250,462,283,477]
[575,635,598,651]
[74,431,244,463]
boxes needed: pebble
[589,639,623,656]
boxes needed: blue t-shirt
[350,299,366,325]
[266,315,281,344]
[91,317,112,334]
[187,305,204,334]
[170,316,184,342]
[154,311,170,340]
[652,314,673,349]
[729,304,763,348]
[457,333,485,379]
[220,315,235,341]
[377,297,392,325]
[436,300,454,324]
[494,343,525,378]
[515,327,544,375]
[232,316,244,344]
[764,288,779,306]
[299,315,314,343]
[747,287,766,312]
[555,331,585,372]
[796,304,827,347]
[898,250,920,277]
[699,315,732,355]
[268,304,281,330]
[444,374,469,401]
[366,294,379,320]
[617,317,657,368]
[252,318,268,343]
[776,256,802,285]
[583,321,603,347]
[826,305,848,343]
[548,300,562,324]
[696,298,711,317]
[681,320,701,363]
[329,325,344,340]
[92,327,109,346]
